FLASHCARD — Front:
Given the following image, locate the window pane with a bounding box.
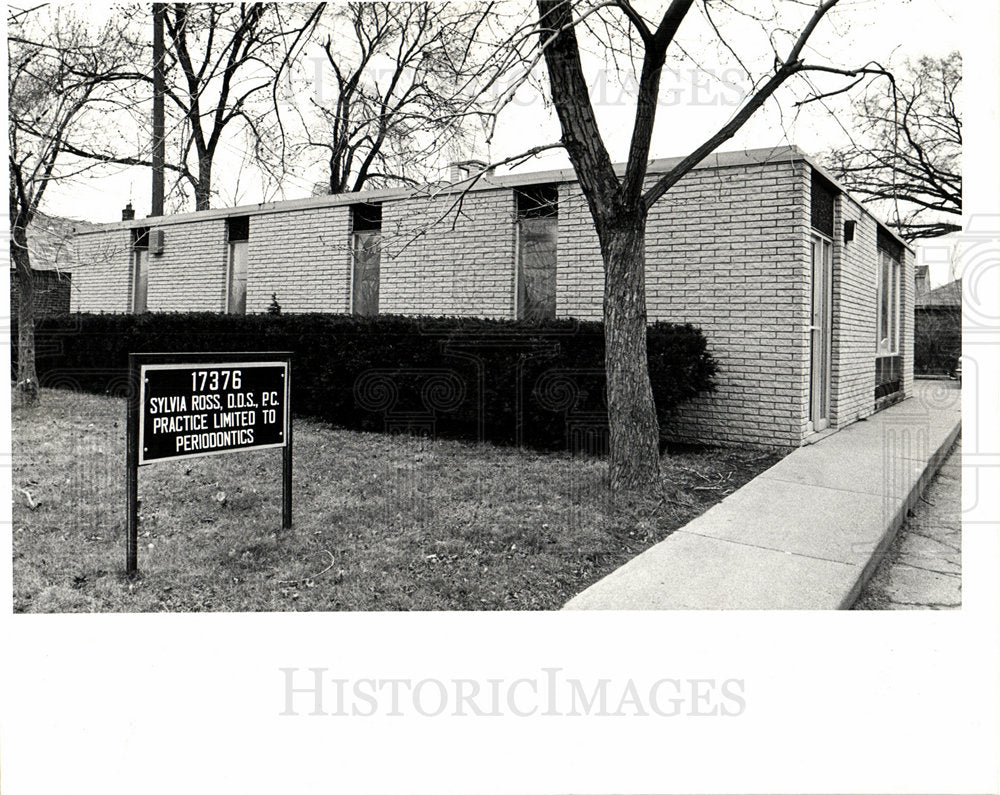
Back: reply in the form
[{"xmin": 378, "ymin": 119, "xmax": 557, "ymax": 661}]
[
  {"xmin": 879, "ymin": 252, "xmax": 890, "ymax": 344},
  {"xmin": 353, "ymin": 231, "xmax": 380, "ymax": 316},
  {"xmin": 134, "ymin": 249, "xmax": 148, "ymax": 313},
  {"xmin": 518, "ymin": 217, "xmax": 557, "ymax": 320},
  {"xmin": 228, "ymin": 240, "xmax": 248, "ymax": 314}
]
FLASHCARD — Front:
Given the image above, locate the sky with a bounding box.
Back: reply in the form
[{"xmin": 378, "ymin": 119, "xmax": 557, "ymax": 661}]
[
  {"xmin": 17, "ymin": 0, "xmax": 962, "ymax": 286},
  {"xmin": 23, "ymin": 0, "xmax": 958, "ymax": 215},
  {"xmin": 488, "ymin": 0, "xmax": 961, "ymax": 171}
]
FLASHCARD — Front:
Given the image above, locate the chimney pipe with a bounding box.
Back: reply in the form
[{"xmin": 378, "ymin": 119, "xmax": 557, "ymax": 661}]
[
  {"xmin": 449, "ymin": 159, "xmax": 493, "ymax": 183},
  {"xmin": 122, "ymin": 202, "xmax": 135, "ymax": 221}
]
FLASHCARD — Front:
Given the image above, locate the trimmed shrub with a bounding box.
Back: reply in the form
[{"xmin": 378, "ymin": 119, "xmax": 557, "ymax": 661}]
[{"xmin": 16, "ymin": 313, "xmax": 717, "ymax": 452}]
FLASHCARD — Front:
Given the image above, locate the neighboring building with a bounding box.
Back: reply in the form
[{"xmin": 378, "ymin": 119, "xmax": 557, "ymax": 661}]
[
  {"xmin": 9, "ymin": 213, "xmax": 96, "ymax": 320},
  {"xmin": 914, "ymin": 278, "xmax": 962, "ymax": 375},
  {"xmin": 9, "ymin": 269, "xmax": 71, "ymax": 319},
  {"xmin": 66, "ymin": 145, "xmax": 915, "ymax": 448}
]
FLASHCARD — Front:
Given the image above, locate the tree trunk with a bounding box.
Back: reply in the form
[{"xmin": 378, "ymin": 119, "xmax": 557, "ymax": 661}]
[
  {"xmin": 12, "ymin": 223, "xmax": 39, "ymax": 405},
  {"xmin": 195, "ymin": 153, "xmax": 213, "ymax": 210},
  {"xmin": 600, "ymin": 216, "xmax": 661, "ymax": 490}
]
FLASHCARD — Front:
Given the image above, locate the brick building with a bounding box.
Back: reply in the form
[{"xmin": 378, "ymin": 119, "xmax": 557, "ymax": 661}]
[
  {"xmin": 68, "ymin": 146, "xmax": 914, "ymax": 447},
  {"xmin": 914, "ymin": 278, "xmax": 962, "ymax": 375},
  {"xmin": 9, "ymin": 213, "xmax": 96, "ymax": 320}
]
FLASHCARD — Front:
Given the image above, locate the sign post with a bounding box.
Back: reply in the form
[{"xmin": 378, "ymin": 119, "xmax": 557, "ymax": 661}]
[{"xmin": 125, "ymin": 351, "xmax": 292, "ymax": 575}]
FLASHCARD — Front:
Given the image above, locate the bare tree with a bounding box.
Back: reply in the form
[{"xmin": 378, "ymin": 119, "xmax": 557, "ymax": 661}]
[
  {"xmin": 303, "ymin": 2, "xmax": 499, "ymax": 193},
  {"xmin": 62, "ymin": 3, "xmax": 323, "ymax": 210},
  {"xmin": 528, "ymin": 0, "xmax": 888, "ymax": 491},
  {"xmin": 823, "ymin": 51, "xmax": 961, "ymax": 240},
  {"xmin": 8, "ymin": 5, "xmax": 133, "ymax": 405}
]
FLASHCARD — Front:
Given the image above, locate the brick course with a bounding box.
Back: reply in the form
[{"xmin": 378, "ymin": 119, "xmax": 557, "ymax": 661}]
[
  {"xmin": 381, "ymin": 189, "xmax": 516, "ymax": 318},
  {"xmin": 71, "ymin": 229, "xmax": 131, "ymax": 313},
  {"xmin": 145, "ymin": 220, "xmax": 227, "ymax": 312},
  {"xmin": 247, "ymin": 206, "xmax": 351, "ymax": 313}
]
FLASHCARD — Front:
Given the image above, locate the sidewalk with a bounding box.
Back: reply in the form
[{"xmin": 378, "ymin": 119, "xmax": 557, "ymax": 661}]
[
  {"xmin": 854, "ymin": 439, "xmax": 962, "ymax": 609},
  {"xmin": 565, "ymin": 380, "xmax": 962, "ymax": 610}
]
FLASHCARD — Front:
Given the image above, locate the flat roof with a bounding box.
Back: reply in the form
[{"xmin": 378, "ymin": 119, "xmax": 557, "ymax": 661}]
[
  {"xmin": 75, "ymin": 144, "xmax": 911, "ymax": 251},
  {"xmin": 916, "ymin": 278, "xmax": 962, "ymax": 307}
]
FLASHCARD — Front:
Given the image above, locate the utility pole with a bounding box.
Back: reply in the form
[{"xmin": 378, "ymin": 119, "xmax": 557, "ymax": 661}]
[{"xmin": 151, "ymin": 3, "xmax": 165, "ymax": 217}]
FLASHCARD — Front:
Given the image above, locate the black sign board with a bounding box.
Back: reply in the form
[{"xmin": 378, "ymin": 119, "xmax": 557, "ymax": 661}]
[
  {"xmin": 125, "ymin": 352, "xmax": 292, "ymax": 574},
  {"xmin": 138, "ymin": 361, "xmax": 288, "ymax": 464}
]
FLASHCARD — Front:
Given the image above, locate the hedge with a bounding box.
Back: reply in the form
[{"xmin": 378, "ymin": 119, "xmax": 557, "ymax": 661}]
[{"xmin": 15, "ymin": 313, "xmax": 717, "ymax": 452}]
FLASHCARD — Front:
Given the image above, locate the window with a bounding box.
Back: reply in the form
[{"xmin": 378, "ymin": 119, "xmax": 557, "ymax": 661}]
[
  {"xmin": 811, "ymin": 170, "xmax": 837, "ymax": 238},
  {"xmin": 876, "ymin": 247, "xmax": 901, "ymax": 355},
  {"xmin": 515, "ymin": 185, "xmax": 557, "ymax": 321},
  {"xmin": 875, "ymin": 232, "xmax": 903, "ymax": 402},
  {"xmin": 226, "ymin": 216, "xmax": 249, "ymax": 315},
  {"xmin": 132, "ymin": 227, "xmax": 149, "ymax": 313},
  {"xmin": 351, "ymin": 203, "xmax": 381, "ymax": 316}
]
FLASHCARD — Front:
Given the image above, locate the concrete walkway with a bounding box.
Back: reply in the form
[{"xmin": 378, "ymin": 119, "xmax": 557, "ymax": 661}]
[
  {"xmin": 565, "ymin": 380, "xmax": 962, "ymax": 610},
  {"xmin": 854, "ymin": 439, "xmax": 962, "ymax": 609}
]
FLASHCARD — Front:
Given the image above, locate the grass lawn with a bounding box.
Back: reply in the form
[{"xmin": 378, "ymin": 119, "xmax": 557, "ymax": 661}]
[{"xmin": 12, "ymin": 389, "xmax": 787, "ymax": 612}]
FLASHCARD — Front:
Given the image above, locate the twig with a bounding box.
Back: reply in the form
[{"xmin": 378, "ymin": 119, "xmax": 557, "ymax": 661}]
[
  {"xmin": 648, "ymin": 495, "xmax": 666, "ymax": 516},
  {"xmin": 675, "ymin": 465, "xmax": 711, "ymax": 481},
  {"xmin": 276, "ymin": 550, "xmax": 335, "ymax": 585},
  {"xmin": 19, "ymin": 487, "xmax": 39, "ymax": 510}
]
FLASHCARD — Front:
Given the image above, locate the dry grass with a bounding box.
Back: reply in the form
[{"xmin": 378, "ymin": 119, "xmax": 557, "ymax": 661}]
[{"xmin": 12, "ymin": 389, "xmax": 787, "ymax": 612}]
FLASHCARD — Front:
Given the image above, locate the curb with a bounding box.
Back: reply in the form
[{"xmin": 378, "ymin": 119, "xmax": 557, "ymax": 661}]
[
  {"xmin": 563, "ymin": 387, "xmax": 962, "ymax": 611},
  {"xmin": 838, "ymin": 421, "xmax": 962, "ymax": 609}
]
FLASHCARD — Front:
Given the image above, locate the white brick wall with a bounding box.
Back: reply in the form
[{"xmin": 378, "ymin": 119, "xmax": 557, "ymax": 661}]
[
  {"xmin": 66, "ymin": 150, "xmax": 914, "ymax": 449},
  {"xmin": 70, "ymin": 228, "xmax": 131, "ymax": 313},
  {"xmin": 380, "ymin": 189, "xmax": 516, "ymax": 318},
  {"xmin": 248, "ymin": 206, "xmax": 352, "ymax": 313},
  {"xmin": 832, "ymin": 196, "xmax": 878, "ymax": 425},
  {"xmin": 555, "ymin": 184, "xmax": 603, "ymax": 321},
  {"xmin": 649, "ymin": 161, "xmax": 811, "ymax": 447},
  {"xmin": 832, "ymin": 196, "xmax": 915, "ymax": 424},
  {"xmin": 901, "ymin": 246, "xmax": 915, "ymax": 397},
  {"xmin": 145, "ymin": 220, "xmax": 227, "ymax": 312},
  {"xmin": 556, "ymin": 160, "xmax": 811, "ymax": 447}
]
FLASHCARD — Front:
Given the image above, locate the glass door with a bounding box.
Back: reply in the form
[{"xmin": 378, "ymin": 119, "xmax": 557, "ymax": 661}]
[
  {"xmin": 133, "ymin": 248, "xmax": 148, "ymax": 313},
  {"xmin": 227, "ymin": 240, "xmax": 248, "ymax": 314},
  {"xmin": 352, "ymin": 230, "xmax": 381, "ymax": 316},
  {"xmin": 516, "ymin": 216, "xmax": 557, "ymax": 320},
  {"xmin": 810, "ymin": 234, "xmax": 833, "ymax": 431}
]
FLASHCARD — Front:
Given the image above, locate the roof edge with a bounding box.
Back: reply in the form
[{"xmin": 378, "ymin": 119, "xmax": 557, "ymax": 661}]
[
  {"xmin": 75, "ymin": 145, "xmax": 809, "ymax": 235},
  {"xmin": 799, "ymin": 152, "xmax": 914, "ymax": 254},
  {"xmin": 70, "ymin": 143, "xmax": 912, "ymax": 251}
]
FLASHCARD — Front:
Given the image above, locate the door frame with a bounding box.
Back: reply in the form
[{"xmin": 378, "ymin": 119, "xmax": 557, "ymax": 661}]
[{"xmin": 809, "ymin": 232, "xmax": 833, "ymax": 433}]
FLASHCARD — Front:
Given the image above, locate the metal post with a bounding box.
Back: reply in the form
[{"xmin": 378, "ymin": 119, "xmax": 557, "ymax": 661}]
[
  {"xmin": 282, "ymin": 360, "xmax": 292, "ymax": 529},
  {"xmin": 151, "ymin": 3, "xmax": 166, "ymax": 217},
  {"xmin": 126, "ymin": 355, "xmax": 139, "ymax": 574}
]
